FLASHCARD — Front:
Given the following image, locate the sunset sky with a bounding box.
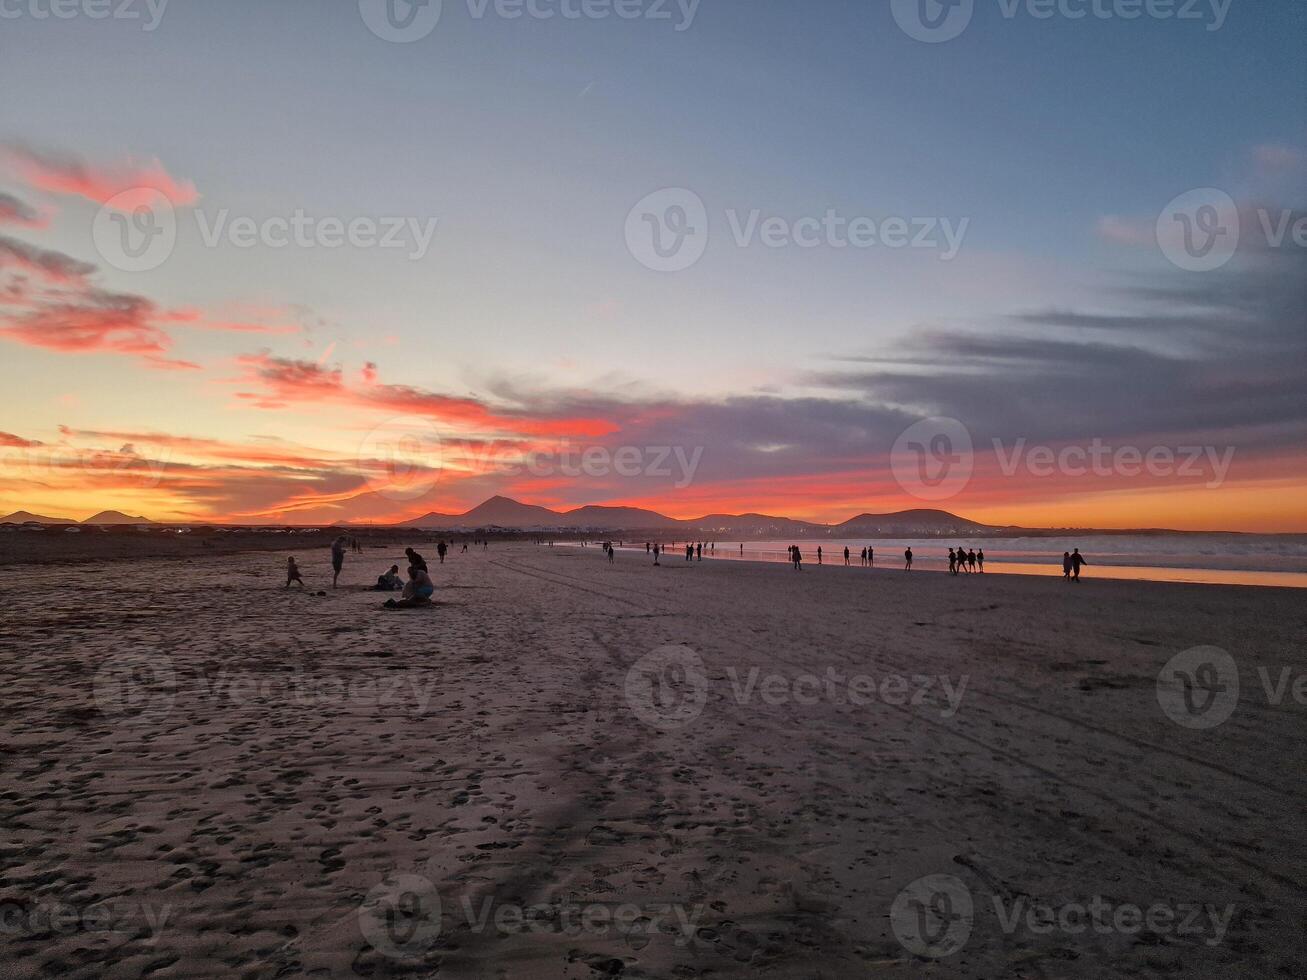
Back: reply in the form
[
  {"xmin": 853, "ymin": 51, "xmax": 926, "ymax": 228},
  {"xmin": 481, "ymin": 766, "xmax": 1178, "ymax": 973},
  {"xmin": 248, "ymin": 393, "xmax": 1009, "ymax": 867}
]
[{"xmin": 1, "ymin": 1, "xmax": 1303, "ymax": 530}]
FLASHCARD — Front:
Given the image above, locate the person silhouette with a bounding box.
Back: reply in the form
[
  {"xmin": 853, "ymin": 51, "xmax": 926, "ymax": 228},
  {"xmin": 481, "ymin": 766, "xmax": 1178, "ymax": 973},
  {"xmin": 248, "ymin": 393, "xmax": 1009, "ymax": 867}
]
[
  {"xmin": 1062, "ymin": 551, "xmax": 1072, "ymax": 580},
  {"xmin": 1071, "ymin": 548, "xmax": 1087, "ymax": 582},
  {"xmin": 948, "ymin": 548, "xmax": 957, "ymax": 575},
  {"xmin": 330, "ymin": 536, "xmax": 347, "ymax": 588},
  {"xmin": 967, "ymin": 549, "xmax": 977, "ymax": 573},
  {"xmin": 904, "ymin": 547, "xmax": 913, "ymax": 570},
  {"xmin": 977, "ymin": 548, "xmax": 985, "ymax": 573},
  {"xmin": 817, "ymin": 546, "xmax": 823, "ymax": 565},
  {"xmin": 792, "ymin": 546, "xmax": 803, "ymax": 571},
  {"xmin": 844, "ymin": 546, "xmax": 850, "ymax": 566}
]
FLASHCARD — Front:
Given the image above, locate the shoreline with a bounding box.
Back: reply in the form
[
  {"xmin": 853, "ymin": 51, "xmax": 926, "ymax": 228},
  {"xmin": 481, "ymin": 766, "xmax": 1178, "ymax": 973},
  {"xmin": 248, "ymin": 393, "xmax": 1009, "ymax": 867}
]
[{"xmin": 599, "ymin": 544, "xmax": 1307, "ymax": 590}]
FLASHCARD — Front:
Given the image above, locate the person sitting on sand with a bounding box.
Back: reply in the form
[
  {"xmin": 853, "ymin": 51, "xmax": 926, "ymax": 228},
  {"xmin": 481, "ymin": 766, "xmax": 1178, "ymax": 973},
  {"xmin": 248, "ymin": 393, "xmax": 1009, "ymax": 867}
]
[
  {"xmin": 384, "ymin": 566, "xmax": 435, "ymax": 609},
  {"xmin": 375, "ymin": 565, "xmax": 403, "ymax": 591},
  {"xmin": 286, "ymin": 556, "xmax": 304, "ymax": 589},
  {"xmin": 405, "ymin": 547, "xmax": 428, "ymax": 573}
]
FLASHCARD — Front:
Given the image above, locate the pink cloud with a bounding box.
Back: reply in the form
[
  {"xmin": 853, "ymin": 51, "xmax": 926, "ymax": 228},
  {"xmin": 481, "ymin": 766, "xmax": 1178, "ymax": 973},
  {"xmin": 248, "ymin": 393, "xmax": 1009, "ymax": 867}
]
[
  {"xmin": 0, "ymin": 192, "xmax": 46, "ymax": 228},
  {"xmin": 3, "ymin": 142, "xmax": 199, "ymax": 207},
  {"xmin": 0, "ymin": 235, "xmax": 97, "ymax": 283}
]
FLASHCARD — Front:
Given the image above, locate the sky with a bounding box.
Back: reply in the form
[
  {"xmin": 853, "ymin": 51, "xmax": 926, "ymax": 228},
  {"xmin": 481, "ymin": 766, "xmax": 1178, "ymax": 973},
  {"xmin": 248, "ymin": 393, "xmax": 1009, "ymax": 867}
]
[{"xmin": 0, "ymin": 0, "xmax": 1304, "ymax": 529}]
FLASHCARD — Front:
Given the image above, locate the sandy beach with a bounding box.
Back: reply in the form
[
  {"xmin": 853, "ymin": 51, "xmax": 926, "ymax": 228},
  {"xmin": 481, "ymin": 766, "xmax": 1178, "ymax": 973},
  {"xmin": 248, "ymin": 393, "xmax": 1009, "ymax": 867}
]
[{"xmin": 1, "ymin": 542, "xmax": 1304, "ymax": 978}]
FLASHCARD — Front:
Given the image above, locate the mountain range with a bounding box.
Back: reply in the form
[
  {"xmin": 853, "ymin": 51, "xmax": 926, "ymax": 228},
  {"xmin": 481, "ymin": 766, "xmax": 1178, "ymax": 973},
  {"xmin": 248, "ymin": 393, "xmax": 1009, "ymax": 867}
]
[
  {"xmin": 0, "ymin": 510, "xmax": 155, "ymax": 526},
  {"xmin": 393, "ymin": 496, "xmax": 995, "ymax": 534}
]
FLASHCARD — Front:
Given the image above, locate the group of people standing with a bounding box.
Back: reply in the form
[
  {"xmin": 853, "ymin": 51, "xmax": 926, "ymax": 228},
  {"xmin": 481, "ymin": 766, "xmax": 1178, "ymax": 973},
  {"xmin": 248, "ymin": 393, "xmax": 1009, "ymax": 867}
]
[{"xmin": 948, "ymin": 547, "xmax": 984, "ymax": 574}]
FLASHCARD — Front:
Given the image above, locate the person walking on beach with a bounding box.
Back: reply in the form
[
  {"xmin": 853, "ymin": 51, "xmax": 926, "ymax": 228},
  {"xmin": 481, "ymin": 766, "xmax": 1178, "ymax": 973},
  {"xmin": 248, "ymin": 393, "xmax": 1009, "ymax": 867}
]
[
  {"xmin": 904, "ymin": 547, "xmax": 913, "ymax": 570},
  {"xmin": 967, "ymin": 549, "xmax": 978, "ymax": 573},
  {"xmin": 696, "ymin": 542, "xmax": 703, "ymax": 561},
  {"xmin": 1071, "ymin": 548, "xmax": 1087, "ymax": 582},
  {"xmin": 436, "ymin": 541, "xmax": 447, "ymax": 564},
  {"xmin": 286, "ymin": 556, "xmax": 304, "ymax": 589},
  {"xmin": 792, "ymin": 546, "xmax": 803, "ymax": 571},
  {"xmin": 817, "ymin": 546, "xmax": 823, "ymax": 565},
  {"xmin": 844, "ymin": 546, "xmax": 851, "ymax": 566},
  {"xmin": 653, "ymin": 544, "xmax": 661, "ymax": 566},
  {"xmin": 331, "ymin": 536, "xmax": 347, "ymax": 588},
  {"xmin": 860, "ymin": 547, "xmax": 867, "ymax": 566},
  {"xmin": 868, "ymin": 547, "xmax": 874, "ymax": 566},
  {"xmin": 977, "ymin": 548, "xmax": 985, "ymax": 573},
  {"xmin": 948, "ymin": 548, "xmax": 957, "ymax": 575},
  {"xmin": 1062, "ymin": 552, "xmax": 1073, "ymax": 580}
]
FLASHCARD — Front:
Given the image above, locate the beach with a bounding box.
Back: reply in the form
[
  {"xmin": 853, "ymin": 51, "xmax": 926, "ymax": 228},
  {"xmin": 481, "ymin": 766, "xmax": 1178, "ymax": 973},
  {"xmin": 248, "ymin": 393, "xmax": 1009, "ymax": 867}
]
[{"xmin": 1, "ymin": 542, "xmax": 1303, "ymax": 978}]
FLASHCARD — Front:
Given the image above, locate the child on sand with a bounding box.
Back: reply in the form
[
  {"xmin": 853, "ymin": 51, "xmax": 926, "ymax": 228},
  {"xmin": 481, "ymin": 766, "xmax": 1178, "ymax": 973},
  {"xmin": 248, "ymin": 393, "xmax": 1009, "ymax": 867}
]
[
  {"xmin": 375, "ymin": 565, "xmax": 403, "ymax": 591},
  {"xmin": 285, "ymin": 557, "xmax": 304, "ymax": 589}
]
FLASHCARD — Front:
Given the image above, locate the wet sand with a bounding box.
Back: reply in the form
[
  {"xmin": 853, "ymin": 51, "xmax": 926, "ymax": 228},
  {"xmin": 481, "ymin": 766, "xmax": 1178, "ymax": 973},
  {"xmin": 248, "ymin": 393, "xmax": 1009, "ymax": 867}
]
[{"xmin": 0, "ymin": 543, "xmax": 1303, "ymax": 978}]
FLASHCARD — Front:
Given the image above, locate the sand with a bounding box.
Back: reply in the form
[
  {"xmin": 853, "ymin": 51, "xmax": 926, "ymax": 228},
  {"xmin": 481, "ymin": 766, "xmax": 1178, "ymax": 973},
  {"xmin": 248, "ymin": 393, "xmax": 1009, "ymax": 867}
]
[{"xmin": 0, "ymin": 543, "xmax": 1303, "ymax": 978}]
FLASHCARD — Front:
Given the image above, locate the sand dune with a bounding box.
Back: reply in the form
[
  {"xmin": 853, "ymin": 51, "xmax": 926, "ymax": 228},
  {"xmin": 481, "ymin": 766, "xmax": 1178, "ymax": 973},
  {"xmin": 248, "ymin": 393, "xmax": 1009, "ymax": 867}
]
[{"xmin": 0, "ymin": 543, "xmax": 1303, "ymax": 977}]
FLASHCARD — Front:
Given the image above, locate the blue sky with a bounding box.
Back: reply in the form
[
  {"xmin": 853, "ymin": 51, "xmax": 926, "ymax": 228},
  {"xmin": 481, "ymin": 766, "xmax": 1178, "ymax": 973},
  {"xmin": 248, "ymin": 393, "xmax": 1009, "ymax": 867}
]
[{"xmin": 1, "ymin": 0, "xmax": 1304, "ymax": 526}]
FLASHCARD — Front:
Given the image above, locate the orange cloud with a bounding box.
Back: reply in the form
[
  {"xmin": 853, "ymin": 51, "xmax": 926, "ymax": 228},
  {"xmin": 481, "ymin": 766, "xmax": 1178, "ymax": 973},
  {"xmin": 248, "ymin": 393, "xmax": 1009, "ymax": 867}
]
[{"xmin": 235, "ymin": 352, "xmax": 619, "ymax": 440}]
